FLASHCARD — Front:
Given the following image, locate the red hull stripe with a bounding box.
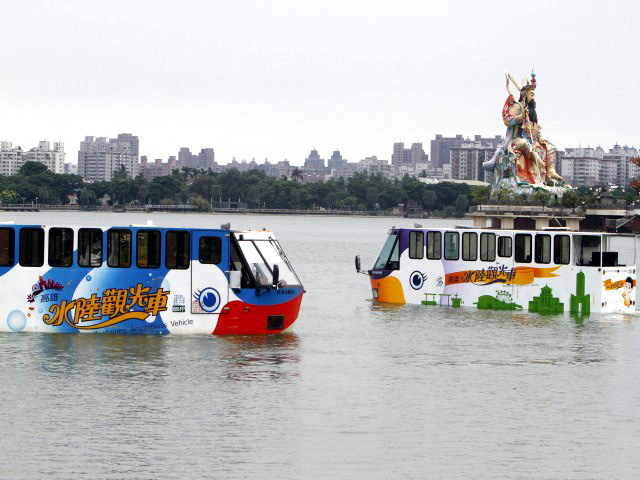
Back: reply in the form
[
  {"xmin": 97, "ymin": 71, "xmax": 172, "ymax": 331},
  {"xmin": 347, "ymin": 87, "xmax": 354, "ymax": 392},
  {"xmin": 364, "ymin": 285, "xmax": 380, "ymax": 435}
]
[{"xmin": 212, "ymin": 293, "xmax": 304, "ymax": 335}]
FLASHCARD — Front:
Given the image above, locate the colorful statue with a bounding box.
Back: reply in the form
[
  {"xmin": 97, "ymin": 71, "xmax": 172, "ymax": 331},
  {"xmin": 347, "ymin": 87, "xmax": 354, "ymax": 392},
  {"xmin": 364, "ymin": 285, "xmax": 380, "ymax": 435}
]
[{"xmin": 484, "ymin": 70, "xmax": 568, "ymax": 196}]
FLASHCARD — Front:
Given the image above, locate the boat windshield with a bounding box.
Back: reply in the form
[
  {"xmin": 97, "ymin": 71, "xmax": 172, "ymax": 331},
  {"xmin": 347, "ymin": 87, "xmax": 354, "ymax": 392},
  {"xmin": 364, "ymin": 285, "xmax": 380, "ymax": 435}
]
[
  {"xmin": 235, "ymin": 236, "xmax": 302, "ymax": 287},
  {"xmin": 374, "ymin": 233, "xmax": 400, "ymax": 270}
]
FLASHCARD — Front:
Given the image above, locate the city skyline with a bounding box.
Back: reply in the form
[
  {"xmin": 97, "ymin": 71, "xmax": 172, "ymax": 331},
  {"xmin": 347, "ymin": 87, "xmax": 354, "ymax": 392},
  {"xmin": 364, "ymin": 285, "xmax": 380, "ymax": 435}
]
[{"xmin": 0, "ymin": 1, "xmax": 637, "ymax": 166}]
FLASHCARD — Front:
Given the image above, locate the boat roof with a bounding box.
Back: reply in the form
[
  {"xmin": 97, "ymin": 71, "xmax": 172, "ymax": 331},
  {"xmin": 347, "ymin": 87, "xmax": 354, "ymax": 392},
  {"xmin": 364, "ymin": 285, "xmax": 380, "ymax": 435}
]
[
  {"xmin": 0, "ymin": 221, "xmax": 274, "ymax": 235},
  {"xmin": 388, "ymin": 226, "xmax": 637, "ymax": 237}
]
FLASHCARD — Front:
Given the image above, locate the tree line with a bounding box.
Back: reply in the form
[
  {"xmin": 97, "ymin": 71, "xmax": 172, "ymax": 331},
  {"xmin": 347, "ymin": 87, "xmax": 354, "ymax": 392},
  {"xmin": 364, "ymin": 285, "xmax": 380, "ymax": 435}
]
[{"xmin": 0, "ymin": 161, "xmax": 634, "ymax": 215}]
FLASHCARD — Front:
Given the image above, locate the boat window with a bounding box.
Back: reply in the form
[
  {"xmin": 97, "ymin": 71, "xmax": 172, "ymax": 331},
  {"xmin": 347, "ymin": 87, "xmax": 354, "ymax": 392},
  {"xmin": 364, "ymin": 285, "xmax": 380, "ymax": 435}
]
[
  {"xmin": 374, "ymin": 233, "xmax": 400, "ymax": 270},
  {"xmin": 78, "ymin": 228, "xmax": 103, "ymax": 267},
  {"xmin": 166, "ymin": 230, "xmax": 190, "ymax": 269},
  {"xmin": 534, "ymin": 234, "xmax": 551, "ymax": 264},
  {"xmin": 480, "ymin": 233, "xmax": 496, "ymax": 262},
  {"xmin": 137, "ymin": 230, "xmax": 161, "ymax": 268},
  {"xmin": 553, "ymin": 235, "xmax": 570, "ymax": 265},
  {"xmin": 444, "ymin": 232, "xmax": 459, "ymax": 260},
  {"xmin": 462, "ymin": 232, "xmax": 477, "ymax": 261},
  {"xmin": 603, "ymin": 235, "xmax": 634, "ymax": 267},
  {"xmin": 427, "ymin": 231, "xmax": 441, "ymax": 260},
  {"xmin": 409, "ymin": 231, "xmax": 424, "ymax": 259},
  {"xmin": 574, "ymin": 235, "xmax": 601, "ymax": 266},
  {"xmin": 230, "ymin": 239, "xmax": 254, "ymax": 288},
  {"xmin": 0, "ymin": 227, "xmax": 15, "ymax": 267},
  {"xmin": 199, "ymin": 236, "xmax": 222, "ymax": 264},
  {"xmin": 514, "ymin": 234, "xmax": 532, "ymax": 263},
  {"xmin": 19, "ymin": 228, "xmax": 45, "ymax": 267},
  {"xmin": 107, "ymin": 229, "xmax": 132, "ymax": 268},
  {"xmin": 236, "ymin": 237, "xmax": 302, "ymax": 286},
  {"xmin": 48, "ymin": 228, "xmax": 73, "ymax": 267},
  {"xmin": 498, "ymin": 236, "xmax": 512, "ymax": 258}
]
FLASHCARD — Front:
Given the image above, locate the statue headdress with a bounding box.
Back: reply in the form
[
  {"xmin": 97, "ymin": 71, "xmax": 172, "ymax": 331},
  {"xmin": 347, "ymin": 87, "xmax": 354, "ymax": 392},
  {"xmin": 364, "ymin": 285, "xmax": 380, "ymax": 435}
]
[{"xmin": 520, "ymin": 70, "xmax": 537, "ymax": 93}]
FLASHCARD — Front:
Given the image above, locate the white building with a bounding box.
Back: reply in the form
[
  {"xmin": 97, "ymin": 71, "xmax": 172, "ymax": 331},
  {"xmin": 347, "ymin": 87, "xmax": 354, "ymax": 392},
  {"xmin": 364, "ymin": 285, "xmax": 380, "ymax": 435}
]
[
  {"xmin": 25, "ymin": 141, "xmax": 65, "ymax": 174},
  {"xmin": 0, "ymin": 140, "xmax": 65, "ymax": 176},
  {"xmin": 78, "ymin": 135, "xmax": 139, "ymax": 182}
]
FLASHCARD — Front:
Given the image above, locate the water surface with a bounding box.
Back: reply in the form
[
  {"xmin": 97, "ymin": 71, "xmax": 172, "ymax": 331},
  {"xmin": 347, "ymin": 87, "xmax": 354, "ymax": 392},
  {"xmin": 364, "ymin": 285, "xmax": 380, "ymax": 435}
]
[{"xmin": 1, "ymin": 212, "xmax": 639, "ymax": 479}]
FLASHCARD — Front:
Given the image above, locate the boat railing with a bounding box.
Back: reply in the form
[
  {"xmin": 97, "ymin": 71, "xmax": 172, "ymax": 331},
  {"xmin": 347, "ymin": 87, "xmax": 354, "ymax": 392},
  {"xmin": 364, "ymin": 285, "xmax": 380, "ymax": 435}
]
[{"xmin": 469, "ymin": 204, "xmax": 581, "ymax": 217}]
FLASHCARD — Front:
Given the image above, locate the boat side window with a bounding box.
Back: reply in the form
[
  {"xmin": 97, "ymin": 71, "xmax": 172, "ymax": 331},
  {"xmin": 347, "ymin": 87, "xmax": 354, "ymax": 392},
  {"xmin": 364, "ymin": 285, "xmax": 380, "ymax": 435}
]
[
  {"xmin": 462, "ymin": 232, "xmax": 477, "ymax": 261},
  {"xmin": 107, "ymin": 229, "xmax": 132, "ymax": 268},
  {"xmin": 514, "ymin": 234, "xmax": 532, "ymax": 263},
  {"xmin": 199, "ymin": 236, "xmax": 222, "ymax": 264},
  {"xmin": 137, "ymin": 230, "xmax": 161, "ymax": 268},
  {"xmin": 408, "ymin": 231, "xmax": 424, "ymax": 259},
  {"xmin": 48, "ymin": 228, "xmax": 73, "ymax": 267},
  {"xmin": 19, "ymin": 228, "xmax": 45, "ymax": 267},
  {"xmin": 78, "ymin": 228, "xmax": 103, "ymax": 267},
  {"xmin": 480, "ymin": 233, "xmax": 496, "ymax": 262},
  {"xmin": 230, "ymin": 238, "xmax": 254, "ymax": 288},
  {"xmin": 553, "ymin": 235, "xmax": 570, "ymax": 265},
  {"xmin": 534, "ymin": 234, "xmax": 551, "ymax": 264},
  {"xmin": 498, "ymin": 236, "xmax": 512, "ymax": 258},
  {"xmin": 574, "ymin": 235, "xmax": 601, "ymax": 266},
  {"xmin": 166, "ymin": 230, "xmax": 190, "ymax": 269},
  {"xmin": 0, "ymin": 227, "xmax": 15, "ymax": 267},
  {"xmin": 427, "ymin": 231, "xmax": 441, "ymax": 260},
  {"xmin": 444, "ymin": 232, "xmax": 459, "ymax": 260}
]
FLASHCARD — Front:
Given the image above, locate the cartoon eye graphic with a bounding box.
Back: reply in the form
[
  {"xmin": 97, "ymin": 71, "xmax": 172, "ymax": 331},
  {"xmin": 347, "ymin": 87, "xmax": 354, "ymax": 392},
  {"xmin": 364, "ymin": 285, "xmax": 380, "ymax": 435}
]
[
  {"xmin": 193, "ymin": 287, "xmax": 221, "ymax": 313},
  {"xmin": 410, "ymin": 271, "xmax": 428, "ymax": 290}
]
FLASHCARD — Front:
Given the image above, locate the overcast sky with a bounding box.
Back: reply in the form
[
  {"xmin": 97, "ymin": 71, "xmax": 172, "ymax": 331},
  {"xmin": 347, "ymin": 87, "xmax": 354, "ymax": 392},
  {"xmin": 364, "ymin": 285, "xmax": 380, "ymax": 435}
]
[{"xmin": 1, "ymin": 0, "xmax": 638, "ymax": 165}]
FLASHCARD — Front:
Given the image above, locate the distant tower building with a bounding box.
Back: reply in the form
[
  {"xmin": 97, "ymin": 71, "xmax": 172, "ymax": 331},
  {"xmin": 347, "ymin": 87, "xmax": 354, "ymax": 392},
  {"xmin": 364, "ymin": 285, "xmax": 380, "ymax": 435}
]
[
  {"xmin": 392, "ymin": 143, "xmax": 409, "ymax": 167},
  {"xmin": 409, "ymin": 143, "xmax": 428, "ymax": 165},
  {"xmin": 78, "ymin": 134, "xmax": 139, "ymax": 182},
  {"xmin": 177, "ymin": 147, "xmax": 216, "ymax": 170},
  {"xmin": 327, "ymin": 150, "xmax": 347, "ymax": 170},
  {"xmin": 304, "ymin": 149, "xmax": 325, "ymax": 170},
  {"xmin": 430, "ymin": 134, "xmax": 465, "ymax": 168},
  {"xmin": 392, "ymin": 142, "xmax": 427, "ymax": 167}
]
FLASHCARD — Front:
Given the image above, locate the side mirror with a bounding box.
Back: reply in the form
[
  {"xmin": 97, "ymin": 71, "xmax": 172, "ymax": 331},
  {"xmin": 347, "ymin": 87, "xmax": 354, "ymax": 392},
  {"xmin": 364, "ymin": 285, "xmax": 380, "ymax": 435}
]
[
  {"xmin": 272, "ymin": 264, "xmax": 280, "ymax": 288},
  {"xmin": 355, "ymin": 255, "xmax": 361, "ymax": 272}
]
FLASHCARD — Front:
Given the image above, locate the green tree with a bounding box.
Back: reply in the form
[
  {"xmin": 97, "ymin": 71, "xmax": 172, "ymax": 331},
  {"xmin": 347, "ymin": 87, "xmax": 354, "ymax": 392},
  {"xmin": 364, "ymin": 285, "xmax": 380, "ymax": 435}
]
[
  {"xmin": 422, "ymin": 189, "xmax": 437, "ymax": 211},
  {"xmin": 455, "ymin": 194, "xmax": 469, "ymax": 213},
  {"xmin": 291, "ymin": 168, "xmax": 303, "ymax": 182}
]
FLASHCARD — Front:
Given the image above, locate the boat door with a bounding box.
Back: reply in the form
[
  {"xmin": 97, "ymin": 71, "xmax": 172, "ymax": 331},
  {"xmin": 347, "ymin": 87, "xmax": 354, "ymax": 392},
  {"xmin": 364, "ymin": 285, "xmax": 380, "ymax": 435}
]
[{"xmin": 191, "ymin": 230, "xmax": 229, "ymax": 314}]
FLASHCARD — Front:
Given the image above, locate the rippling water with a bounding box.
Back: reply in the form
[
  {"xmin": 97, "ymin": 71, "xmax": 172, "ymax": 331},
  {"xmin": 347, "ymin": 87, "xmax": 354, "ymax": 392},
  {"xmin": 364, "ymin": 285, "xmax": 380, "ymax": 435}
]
[{"xmin": 1, "ymin": 212, "xmax": 640, "ymax": 479}]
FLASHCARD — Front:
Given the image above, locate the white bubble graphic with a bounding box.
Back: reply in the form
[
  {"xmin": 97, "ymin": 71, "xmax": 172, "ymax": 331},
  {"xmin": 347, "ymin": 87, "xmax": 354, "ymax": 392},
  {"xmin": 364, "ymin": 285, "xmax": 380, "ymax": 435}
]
[{"xmin": 7, "ymin": 310, "xmax": 27, "ymax": 332}]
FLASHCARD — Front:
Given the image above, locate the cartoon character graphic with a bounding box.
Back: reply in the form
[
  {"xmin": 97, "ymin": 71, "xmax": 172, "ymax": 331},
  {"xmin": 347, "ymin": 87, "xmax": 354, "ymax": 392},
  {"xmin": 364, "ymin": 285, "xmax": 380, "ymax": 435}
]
[{"xmin": 623, "ymin": 276, "xmax": 635, "ymax": 307}]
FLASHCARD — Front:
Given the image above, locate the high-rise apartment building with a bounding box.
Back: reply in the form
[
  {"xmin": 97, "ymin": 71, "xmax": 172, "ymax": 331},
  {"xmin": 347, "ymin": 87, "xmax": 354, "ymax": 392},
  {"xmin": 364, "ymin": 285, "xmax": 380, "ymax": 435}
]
[
  {"xmin": 78, "ymin": 134, "xmax": 139, "ymax": 182},
  {"xmin": 117, "ymin": 133, "xmax": 139, "ymax": 156},
  {"xmin": 430, "ymin": 134, "xmax": 465, "ymax": 168},
  {"xmin": 139, "ymin": 155, "xmax": 177, "ymax": 179},
  {"xmin": 561, "ymin": 145, "xmax": 639, "ymax": 187},
  {"xmin": 449, "ymin": 141, "xmax": 495, "ymax": 182},
  {"xmin": 177, "ymin": 147, "xmax": 216, "ymax": 170},
  {"xmin": 0, "ymin": 140, "xmax": 65, "ymax": 176},
  {"xmin": 392, "ymin": 142, "xmax": 428, "ymax": 167}
]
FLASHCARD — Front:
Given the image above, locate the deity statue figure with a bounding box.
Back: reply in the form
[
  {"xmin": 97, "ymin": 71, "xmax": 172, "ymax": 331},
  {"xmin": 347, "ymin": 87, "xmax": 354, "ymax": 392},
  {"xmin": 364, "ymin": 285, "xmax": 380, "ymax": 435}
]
[{"xmin": 484, "ymin": 71, "xmax": 566, "ymax": 194}]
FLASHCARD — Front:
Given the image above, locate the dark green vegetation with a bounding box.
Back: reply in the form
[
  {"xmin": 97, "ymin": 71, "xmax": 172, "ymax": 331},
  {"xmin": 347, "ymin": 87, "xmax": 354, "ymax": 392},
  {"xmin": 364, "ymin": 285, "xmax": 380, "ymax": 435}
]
[{"xmin": 0, "ymin": 162, "xmax": 635, "ymax": 215}]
